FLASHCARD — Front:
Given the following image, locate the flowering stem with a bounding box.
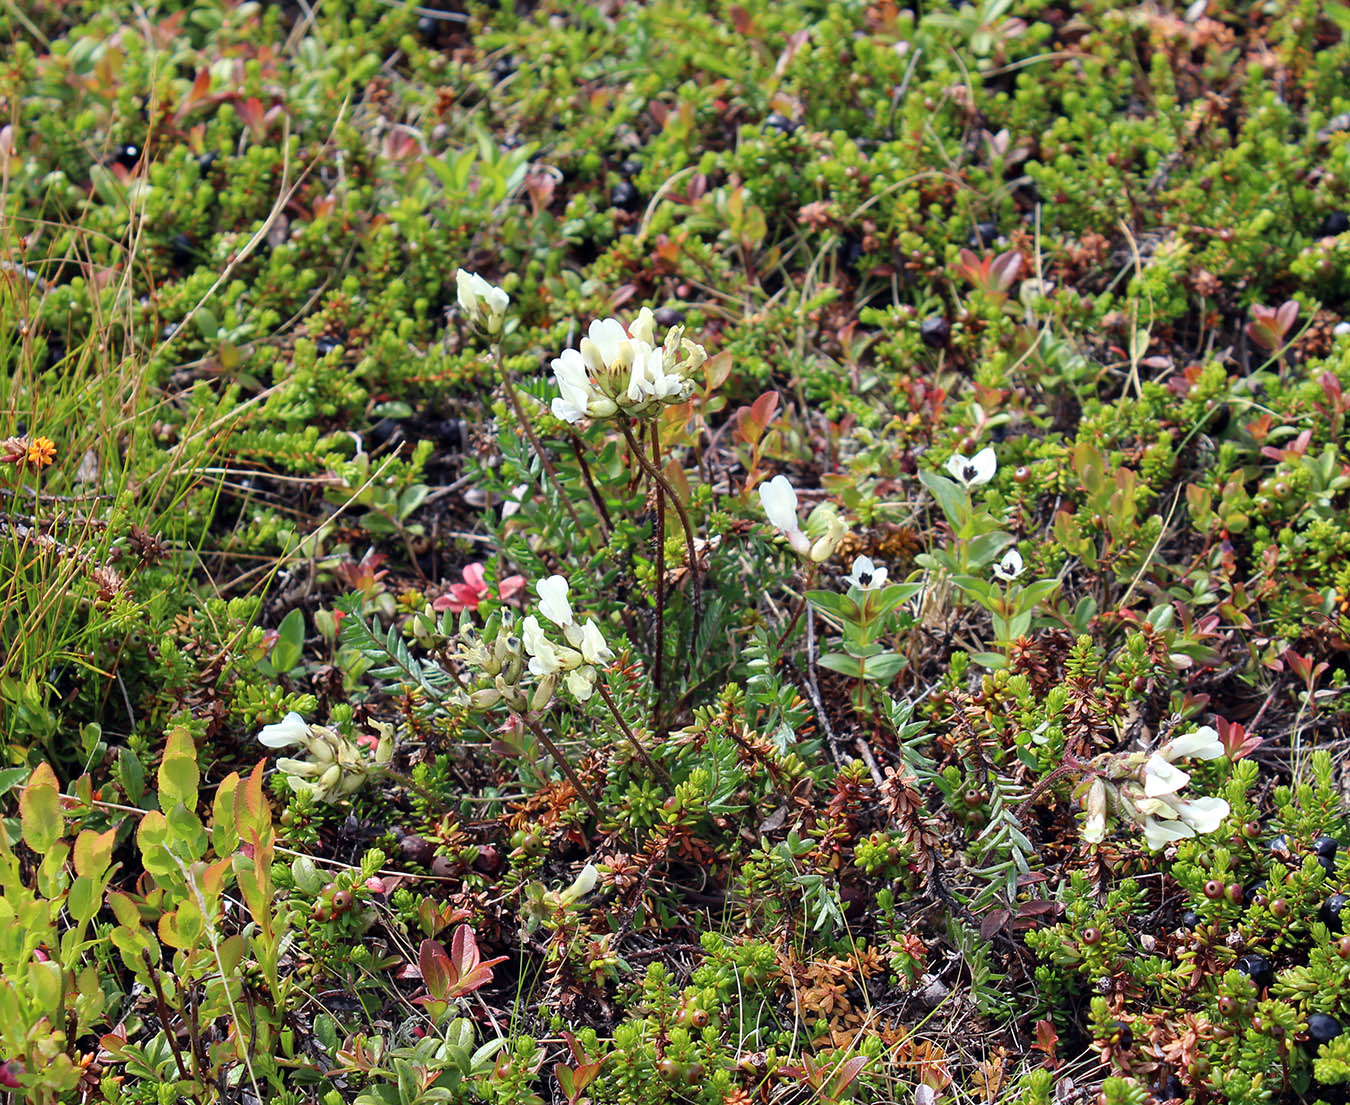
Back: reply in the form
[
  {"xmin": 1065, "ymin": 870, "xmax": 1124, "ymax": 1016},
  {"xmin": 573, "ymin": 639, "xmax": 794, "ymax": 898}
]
[
  {"xmin": 650, "ymin": 421, "xmax": 666, "ymax": 732},
  {"xmin": 520, "ymin": 713, "xmax": 606, "ymax": 825},
  {"xmin": 619, "ymin": 418, "xmax": 702, "ymax": 673},
  {"xmin": 496, "ymin": 346, "xmax": 588, "ymax": 540},
  {"xmin": 568, "ymin": 430, "xmax": 613, "ymax": 538},
  {"xmin": 597, "ymin": 680, "xmax": 671, "ymax": 786}
]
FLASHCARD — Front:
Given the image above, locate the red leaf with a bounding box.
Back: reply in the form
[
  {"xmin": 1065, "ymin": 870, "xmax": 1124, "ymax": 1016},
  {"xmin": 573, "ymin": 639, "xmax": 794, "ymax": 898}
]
[{"xmin": 418, "ymin": 939, "xmax": 453, "ymax": 1001}]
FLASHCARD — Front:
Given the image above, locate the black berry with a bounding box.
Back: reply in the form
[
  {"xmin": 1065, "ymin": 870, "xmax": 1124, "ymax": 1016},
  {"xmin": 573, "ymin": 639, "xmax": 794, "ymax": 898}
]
[
  {"xmin": 1180, "ymin": 909, "xmax": 1203, "ymax": 930},
  {"xmin": 417, "ymin": 14, "xmax": 439, "ymax": 43},
  {"xmin": 654, "ymin": 307, "xmax": 684, "ymax": 327},
  {"xmin": 1322, "ymin": 893, "xmax": 1349, "ymax": 933},
  {"xmin": 1306, "ymin": 1013, "xmax": 1343, "ymax": 1049},
  {"xmin": 1314, "ymin": 835, "xmax": 1339, "ymax": 859},
  {"xmin": 490, "ymin": 56, "xmax": 515, "ymax": 82},
  {"xmin": 764, "ymin": 112, "xmax": 797, "ymax": 135},
  {"xmin": 315, "ymin": 335, "xmax": 342, "ymax": 356},
  {"xmin": 399, "ymin": 835, "xmax": 434, "ymax": 865},
  {"xmin": 968, "ymin": 221, "xmax": 998, "ymax": 249},
  {"xmin": 114, "ymin": 143, "xmax": 141, "ymax": 168},
  {"xmin": 1318, "ymin": 212, "xmax": 1350, "ymax": 237},
  {"xmin": 197, "ymin": 151, "xmax": 218, "ymax": 174},
  {"xmin": 838, "ymin": 236, "xmax": 862, "ymax": 275},
  {"xmin": 1236, "ymin": 953, "xmax": 1273, "ymax": 989},
  {"xmin": 1109, "ymin": 1020, "xmax": 1132, "ymax": 1049},
  {"xmin": 920, "ymin": 316, "xmax": 950, "ymax": 348},
  {"xmin": 619, "ymin": 157, "xmax": 643, "ymax": 179},
  {"xmin": 369, "ymin": 418, "xmax": 403, "ymax": 449},
  {"xmin": 610, "ymin": 181, "xmax": 641, "ymax": 212}
]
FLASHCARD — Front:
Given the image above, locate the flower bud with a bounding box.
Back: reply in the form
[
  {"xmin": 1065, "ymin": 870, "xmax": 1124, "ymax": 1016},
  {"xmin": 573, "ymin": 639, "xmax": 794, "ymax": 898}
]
[{"xmin": 531, "ymin": 673, "xmax": 558, "ymax": 712}]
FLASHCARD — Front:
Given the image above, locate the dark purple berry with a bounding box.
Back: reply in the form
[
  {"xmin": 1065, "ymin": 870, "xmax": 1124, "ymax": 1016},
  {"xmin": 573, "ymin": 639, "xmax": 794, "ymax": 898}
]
[
  {"xmin": 968, "ymin": 221, "xmax": 998, "ymax": 249},
  {"xmin": 654, "ymin": 307, "xmax": 684, "ymax": 327},
  {"xmin": 1314, "ymin": 835, "xmax": 1339, "ymax": 859},
  {"xmin": 1236, "ymin": 953, "xmax": 1273, "ymax": 989},
  {"xmin": 610, "ymin": 181, "xmax": 641, "ymax": 212},
  {"xmin": 315, "ymin": 335, "xmax": 342, "ymax": 357},
  {"xmin": 619, "ymin": 157, "xmax": 643, "ymax": 179},
  {"xmin": 1306, "ymin": 1013, "xmax": 1343, "ymax": 1049},
  {"xmin": 417, "ymin": 14, "xmax": 439, "ymax": 43},
  {"xmin": 1318, "ymin": 212, "xmax": 1350, "ymax": 238},
  {"xmin": 764, "ymin": 113, "xmax": 797, "ymax": 135},
  {"xmin": 1321, "ymin": 893, "xmax": 1348, "ymax": 933},
  {"xmin": 399, "ymin": 835, "xmax": 434, "ymax": 865},
  {"xmin": 1180, "ymin": 909, "xmax": 1203, "ymax": 930},
  {"xmin": 920, "ymin": 316, "xmax": 950, "ymax": 348}
]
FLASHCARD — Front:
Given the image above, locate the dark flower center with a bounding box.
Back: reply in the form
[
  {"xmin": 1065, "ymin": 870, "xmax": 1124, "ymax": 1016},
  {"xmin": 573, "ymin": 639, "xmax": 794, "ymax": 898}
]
[
  {"xmin": 962, "ymin": 463, "xmax": 978, "ymax": 482},
  {"xmin": 858, "ymin": 571, "xmax": 872, "ymax": 585}
]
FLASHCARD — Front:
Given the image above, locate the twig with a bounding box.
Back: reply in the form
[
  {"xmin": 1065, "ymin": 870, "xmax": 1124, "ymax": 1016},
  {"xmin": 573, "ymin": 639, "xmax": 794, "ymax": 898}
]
[
  {"xmin": 650, "ymin": 421, "xmax": 667, "ymax": 733},
  {"xmin": 596, "ymin": 681, "xmax": 671, "ymax": 786}
]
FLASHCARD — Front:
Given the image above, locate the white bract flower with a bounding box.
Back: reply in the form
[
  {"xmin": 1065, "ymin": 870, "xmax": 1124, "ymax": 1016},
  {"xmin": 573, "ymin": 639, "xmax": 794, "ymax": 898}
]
[
  {"xmin": 536, "ymin": 575, "xmax": 574, "ymax": 627},
  {"xmin": 843, "ymin": 555, "xmax": 887, "ymax": 591},
  {"xmin": 759, "ymin": 475, "xmax": 810, "ymax": 556},
  {"xmin": 456, "ymin": 269, "xmax": 509, "ymax": 336},
  {"xmin": 993, "ymin": 548, "xmax": 1024, "ymax": 582},
  {"xmin": 258, "ymin": 711, "xmax": 310, "ymax": 749},
  {"xmin": 945, "ymin": 446, "xmax": 997, "ymax": 488}
]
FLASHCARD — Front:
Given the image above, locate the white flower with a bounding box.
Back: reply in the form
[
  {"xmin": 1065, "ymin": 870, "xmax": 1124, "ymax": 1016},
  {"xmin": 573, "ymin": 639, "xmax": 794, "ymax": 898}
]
[
  {"xmin": 1082, "ymin": 778, "xmax": 1108, "ymax": 844},
  {"xmin": 1142, "ymin": 815, "xmax": 1195, "ymax": 850},
  {"xmin": 1160, "ymin": 726, "xmax": 1225, "ymax": 763},
  {"xmin": 536, "ymin": 575, "xmax": 574, "ymax": 627},
  {"xmin": 565, "ymin": 667, "xmax": 597, "ymax": 701},
  {"xmin": 258, "ymin": 711, "xmax": 310, "ymax": 749},
  {"xmin": 521, "ymin": 615, "xmax": 561, "ymax": 675},
  {"xmin": 1142, "ymin": 752, "xmax": 1191, "ymax": 798},
  {"xmin": 574, "ymin": 619, "xmax": 614, "ymax": 666},
  {"xmin": 1173, "ymin": 795, "xmax": 1230, "ymax": 834},
  {"xmin": 993, "ymin": 548, "xmax": 1024, "ymax": 582},
  {"xmin": 944, "ymin": 446, "xmax": 997, "ymax": 488},
  {"xmin": 456, "ymin": 269, "xmax": 509, "ymax": 335},
  {"xmin": 843, "ymin": 555, "xmax": 887, "ymax": 591},
  {"xmin": 550, "ymin": 348, "xmax": 600, "ymax": 423},
  {"xmin": 759, "ymin": 475, "xmax": 799, "ymax": 531}
]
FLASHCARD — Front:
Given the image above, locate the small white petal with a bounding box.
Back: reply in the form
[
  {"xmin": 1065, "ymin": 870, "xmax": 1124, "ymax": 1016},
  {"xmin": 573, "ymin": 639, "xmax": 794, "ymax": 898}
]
[
  {"xmin": 1143, "ymin": 753, "xmax": 1191, "ymax": 798},
  {"xmin": 258, "ymin": 712, "xmax": 310, "ymax": 749},
  {"xmin": 1143, "ymin": 815, "xmax": 1195, "ymax": 850},
  {"xmin": 993, "ymin": 548, "xmax": 1024, "ymax": 581},
  {"xmin": 1174, "ymin": 796, "xmax": 1230, "ymax": 835},
  {"xmin": 759, "ymin": 475, "xmax": 800, "ymax": 533},
  {"xmin": 1161, "ymin": 726, "xmax": 1225, "ymax": 762},
  {"xmin": 536, "ymin": 575, "xmax": 574, "ymax": 626},
  {"xmin": 968, "ymin": 447, "xmax": 997, "ymax": 486}
]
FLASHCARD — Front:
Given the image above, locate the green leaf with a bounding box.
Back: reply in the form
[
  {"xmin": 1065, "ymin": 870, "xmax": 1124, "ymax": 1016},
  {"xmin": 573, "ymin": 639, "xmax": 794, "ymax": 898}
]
[
  {"xmin": 0, "ymin": 767, "xmax": 28, "ymax": 799},
  {"xmin": 1014, "ymin": 579, "xmax": 1061, "ymax": 613},
  {"xmin": 918, "ymin": 470, "xmax": 969, "ymax": 530},
  {"xmin": 864, "ymin": 582, "xmax": 923, "ymax": 620},
  {"xmin": 271, "ymin": 608, "xmax": 306, "ymax": 674},
  {"xmin": 805, "ymin": 590, "xmax": 861, "ymax": 625},
  {"xmin": 818, "ymin": 653, "xmax": 864, "ymax": 678},
  {"xmin": 967, "ymin": 530, "xmax": 1014, "ymax": 568},
  {"xmin": 861, "ymin": 652, "xmax": 907, "ymax": 681},
  {"xmin": 158, "ymin": 726, "xmax": 199, "ymax": 814},
  {"xmin": 20, "ymin": 763, "xmax": 62, "ymax": 855}
]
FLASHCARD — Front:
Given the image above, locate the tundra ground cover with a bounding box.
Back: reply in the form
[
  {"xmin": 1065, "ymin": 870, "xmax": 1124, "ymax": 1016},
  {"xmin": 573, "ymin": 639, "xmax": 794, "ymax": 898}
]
[{"xmin": 3, "ymin": 0, "xmax": 1350, "ymax": 1102}]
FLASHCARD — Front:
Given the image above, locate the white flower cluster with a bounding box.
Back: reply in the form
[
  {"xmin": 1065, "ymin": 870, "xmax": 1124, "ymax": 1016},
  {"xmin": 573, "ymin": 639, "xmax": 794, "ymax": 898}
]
[
  {"xmin": 1079, "ymin": 726, "xmax": 1230, "ymax": 850},
  {"xmin": 258, "ymin": 713, "xmax": 393, "ymax": 803},
  {"xmin": 550, "ymin": 307, "xmax": 707, "ymax": 423},
  {"xmin": 758, "ymin": 474, "xmax": 848, "ymax": 562},
  {"xmin": 521, "ymin": 575, "xmax": 615, "ymax": 702},
  {"xmin": 455, "ymin": 574, "xmax": 615, "ymax": 712},
  {"xmin": 456, "ymin": 269, "xmax": 509, "ymax": 336}
]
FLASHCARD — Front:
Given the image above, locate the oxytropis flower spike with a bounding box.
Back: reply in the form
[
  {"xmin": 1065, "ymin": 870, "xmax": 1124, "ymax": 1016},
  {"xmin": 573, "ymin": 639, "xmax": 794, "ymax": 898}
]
[
  {"xmin": 945, "ymin": 446, "xmax": 997, "ymax": 488},
  {"xmin": 256, "ymin": 713, "xmax": 393, "ymax": 803},
  {"xmin": 550, "ymin": 307, "xmax": 706, "ymax": 423},
  {"xmin": 517, "ymin": 574, "xmax": 615, "ymax": 703},
  {"xmin": 456, "ymin": 269, "xmax": 509, "ymax": 336},
  {"xmin": 1076, "ymin": 725, "xmax": 1231, "ymax": 850}
]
